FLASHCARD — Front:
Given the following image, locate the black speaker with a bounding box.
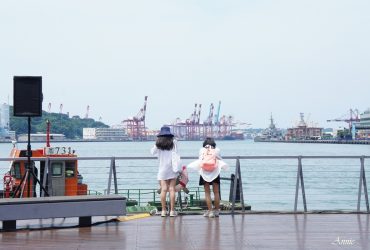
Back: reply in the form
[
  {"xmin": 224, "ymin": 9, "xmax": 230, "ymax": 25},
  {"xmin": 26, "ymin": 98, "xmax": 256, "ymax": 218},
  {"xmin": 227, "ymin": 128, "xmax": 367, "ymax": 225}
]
[{"xmin": 13, "ymin": 76, "xmax": 43, "ymax": 117}]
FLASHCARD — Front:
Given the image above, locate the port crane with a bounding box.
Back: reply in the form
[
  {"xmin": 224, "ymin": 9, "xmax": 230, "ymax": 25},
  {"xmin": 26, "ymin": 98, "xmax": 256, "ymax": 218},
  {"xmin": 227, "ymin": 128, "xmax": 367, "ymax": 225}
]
[
  {"xmin": 327, "ymin": 108, "xmax": 360, "ymax": 130},
  {"xmin": 59, "ymin": 104, "xmax": 63, "ymax": 114},
  {"xmin": 185, "ymin": 103, "xmax": 202, "ymax": 140},
  {"xmin": 85, "ymin": 105, "xmax": 90, "ymax": 119},
  {"xmin": 122, "ymin": 96, "xmax": 148, "ymax": 141},
  {"xmin": 214, "ymin": 101, "xmax": 221, "ymax": 125},
  {"xmin": 203, "ymin": 103, "xmax": 214, "ymax": 138}
]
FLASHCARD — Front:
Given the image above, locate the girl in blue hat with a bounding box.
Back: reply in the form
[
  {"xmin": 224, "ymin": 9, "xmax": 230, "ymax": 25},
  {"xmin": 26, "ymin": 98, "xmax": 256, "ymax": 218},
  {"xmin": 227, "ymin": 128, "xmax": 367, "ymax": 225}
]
[{"xmin": 150, "ymin": 126, "xmax": 179, "ymax": 217}]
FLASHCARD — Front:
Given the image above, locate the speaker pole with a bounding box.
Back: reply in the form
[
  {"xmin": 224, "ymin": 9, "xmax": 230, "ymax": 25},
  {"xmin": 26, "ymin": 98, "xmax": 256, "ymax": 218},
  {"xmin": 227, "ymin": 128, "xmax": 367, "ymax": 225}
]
[{"xmin": 27, "ymin": 116, "xmax": 31, "ymax": 198}]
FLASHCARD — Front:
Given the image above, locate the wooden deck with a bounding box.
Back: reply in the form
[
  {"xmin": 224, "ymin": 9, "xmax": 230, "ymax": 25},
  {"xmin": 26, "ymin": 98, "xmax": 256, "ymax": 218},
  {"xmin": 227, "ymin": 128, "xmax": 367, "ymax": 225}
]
[{"xmin": 0, "ymin": 213, "xmax": 369, "ymax": 249}]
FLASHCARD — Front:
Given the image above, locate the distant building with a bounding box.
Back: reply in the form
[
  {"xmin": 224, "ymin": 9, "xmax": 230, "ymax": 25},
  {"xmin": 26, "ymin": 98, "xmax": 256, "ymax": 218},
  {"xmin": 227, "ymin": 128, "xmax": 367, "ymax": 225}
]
[
  {"xmin": 17, "ymin": 133, "xmax": 66, "ymax": 142},
  {"xmin": 83, "ymin": 128, "xmax": 128, "ymax": 141},
  {"xmin": 353, "ymin": 108, "xmax": 370, "ymax": 139},
  {"xmin": 0, "ymin": 103, "xmax": 10, "ymax": 129},
  {"xmin": 285, "ymin": 113, "xmax": 323, "ymax": 140},
  {"xmin": 0, "ymin": 103, "xmax": 14, "ymax": 140}
]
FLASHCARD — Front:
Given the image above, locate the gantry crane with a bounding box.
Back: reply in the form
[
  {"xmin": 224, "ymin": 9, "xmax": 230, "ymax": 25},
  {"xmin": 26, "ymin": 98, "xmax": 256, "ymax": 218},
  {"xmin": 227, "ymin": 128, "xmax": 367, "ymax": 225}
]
[
  {"xmin": 327, "ymin": 108, "xmax": 360, "ymax": 130},
  {"xmin": 122, "ymin": 96, "xmax": 148, "ymax": 141},
  {"xmin": 186, "ymin": 103, "xmax": 202, "ymax": 140},
  {"xmin": 203, "ymin": 103, "xmax": 214, "ymax": 138}
]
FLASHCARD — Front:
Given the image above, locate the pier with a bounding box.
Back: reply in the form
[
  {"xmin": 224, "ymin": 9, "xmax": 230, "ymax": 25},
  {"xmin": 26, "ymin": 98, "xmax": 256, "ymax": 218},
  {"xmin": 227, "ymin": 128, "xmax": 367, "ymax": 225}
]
[
  {"xmin": 0, "ymin": 213, "xmax": 369, "ymax": 249},
  {"xmin": 255, "ymin": 139, "xmax": 370, "ymax": 145},
  {"xmin": 1, "ymin": 154, "xmax": 370, "ymax": 249}
]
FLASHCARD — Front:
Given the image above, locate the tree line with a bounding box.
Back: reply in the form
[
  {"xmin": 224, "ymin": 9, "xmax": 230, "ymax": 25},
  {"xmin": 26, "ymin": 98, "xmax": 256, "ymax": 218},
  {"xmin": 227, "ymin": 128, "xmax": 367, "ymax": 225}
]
[{"xmin": 9, "ymin": 106, "xmax": 109, "ymax": 139}]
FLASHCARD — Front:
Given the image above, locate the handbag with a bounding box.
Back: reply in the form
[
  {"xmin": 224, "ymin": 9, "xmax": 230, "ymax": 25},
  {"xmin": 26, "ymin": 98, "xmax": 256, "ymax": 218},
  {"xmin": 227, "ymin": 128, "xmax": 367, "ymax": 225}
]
[
  {"xmin": 178, "ymin": 166, "xmax": 189, "ymax": 187},
  {"xmin": 171, "ymin": 142, "xmax": 181, "ymax": 172},
  {"xmin": 200, "ymin": 147, "xmax": 218, "ymax": 172}
]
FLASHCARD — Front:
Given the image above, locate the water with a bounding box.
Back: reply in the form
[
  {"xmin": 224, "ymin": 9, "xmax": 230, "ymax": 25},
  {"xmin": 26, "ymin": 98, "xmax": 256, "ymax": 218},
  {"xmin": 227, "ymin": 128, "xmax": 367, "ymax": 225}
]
[{"xmin": 1, "ymin": 140, "xmax": 369, "ymax": 211}]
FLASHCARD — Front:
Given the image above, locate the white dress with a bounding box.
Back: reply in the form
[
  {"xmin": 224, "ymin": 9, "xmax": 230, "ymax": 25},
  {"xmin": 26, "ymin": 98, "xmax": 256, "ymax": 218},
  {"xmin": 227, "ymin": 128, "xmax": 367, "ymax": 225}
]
[
  {"xmin": 188, "ymin": 147, "xmax": 229, "ymax": 182},
  {"xmin": 151, "ymin": 146, "xmax": 179, "ymax": 181}
]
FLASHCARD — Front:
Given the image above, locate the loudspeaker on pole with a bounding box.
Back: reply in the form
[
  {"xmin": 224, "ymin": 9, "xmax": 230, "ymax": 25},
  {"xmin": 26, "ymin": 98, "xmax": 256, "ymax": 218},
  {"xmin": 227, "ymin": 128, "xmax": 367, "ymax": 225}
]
[{"xmin": 13, "ymin": 76, "xmax": 43, "ymax": 117}]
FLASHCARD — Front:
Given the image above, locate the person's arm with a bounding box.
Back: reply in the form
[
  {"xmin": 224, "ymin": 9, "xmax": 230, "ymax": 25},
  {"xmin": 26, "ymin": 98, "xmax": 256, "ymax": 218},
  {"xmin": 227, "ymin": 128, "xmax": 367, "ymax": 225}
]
[
  {"xmin": 199, "ymin": 147, "xmax": 205, "ymax": 160},
  {"xmin": 150, "ymin": 145, "xmax": 159, "ymax": 156},
  {"xmin": 215, "ymin": 147, "xmax": 222, "ymax": 160},
  {"xmin": 173, "ymin": 139, "xmax": 178, "ymax": 152}
]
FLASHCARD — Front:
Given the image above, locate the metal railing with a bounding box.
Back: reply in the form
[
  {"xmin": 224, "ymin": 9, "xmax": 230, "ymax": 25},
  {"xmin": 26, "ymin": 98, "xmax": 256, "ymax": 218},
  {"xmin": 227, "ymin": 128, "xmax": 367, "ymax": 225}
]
[{"xmin": 0, "ymin": 155, "xmax": 369, "ymax": 213}]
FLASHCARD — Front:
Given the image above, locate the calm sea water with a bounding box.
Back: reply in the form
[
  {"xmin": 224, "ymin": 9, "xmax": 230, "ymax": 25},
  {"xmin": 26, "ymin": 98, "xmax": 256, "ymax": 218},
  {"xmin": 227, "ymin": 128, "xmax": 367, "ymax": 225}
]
[{"xmin": 1, "ymin": 140, "xmax": 369, "ymax": 211}]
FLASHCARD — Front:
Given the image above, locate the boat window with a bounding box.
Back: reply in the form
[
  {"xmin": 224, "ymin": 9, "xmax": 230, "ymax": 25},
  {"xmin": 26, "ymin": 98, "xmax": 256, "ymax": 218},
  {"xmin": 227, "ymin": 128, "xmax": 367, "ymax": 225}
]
[
  {"xmin": 11, "ymin": 162, "xmax": 21, "ymax": 179},
  {"xmin": 51, "ymin": 162, "xmax": 63, "ymax": 177},
  {"xmin": 65, "ymin": 162, "xmax": 75, "ymax": 178}
]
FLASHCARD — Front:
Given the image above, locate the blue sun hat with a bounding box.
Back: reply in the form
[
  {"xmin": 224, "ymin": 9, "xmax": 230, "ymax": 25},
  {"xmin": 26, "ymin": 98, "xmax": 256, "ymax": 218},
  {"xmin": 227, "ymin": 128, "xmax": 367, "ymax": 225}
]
[{"xmin": 157, "ymin": 126, "xmax": 174, "ymax": 137}]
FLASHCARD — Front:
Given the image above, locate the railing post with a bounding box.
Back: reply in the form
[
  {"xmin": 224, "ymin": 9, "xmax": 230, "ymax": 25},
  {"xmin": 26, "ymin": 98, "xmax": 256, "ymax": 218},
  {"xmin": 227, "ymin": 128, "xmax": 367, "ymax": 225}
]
[
  {"xmin": 232, "ymin": 157, "xmax": 244, "ymax": 214},
  {"xmin": 178, "ymin": 191, "xmax": 183, "ymax": 211},
  {"xmin": 138, "ymin": 189, "xmax": 141, "ymax": 206},
  {"xmin": 294, "ymin": 156, "xmax": 307, "ymax": 212},
  {"xmin": 47, "ymin": 157, "xmax": 53, "ymax": 196},
  {"xmin": 357, "ymin": 156, "xmax": 369, "ymax": 212},
  {"xmin": 294, "ymin": 157, "xmax": 299, "ymax": 212},
  {"xmin": 107, "ymin": 157, "xmax": 114, "ymax": 195},
  {"xmin": 362, "ymin": 157, "xmax": 369, "ymax": 212},
  {"xmin": 299, "ymin": 157, "xmax": 307, "ymax": 212},
  {"xmin": 237, "ymin": 157, "xmax": 245, "ymax": 212},
  {"xmin": 41, "ymin": 157, "xmax": 49, "ymax": 197},
  {"xmin": 112, "ymin": 157, "xmax": 118, "ymax": 194}
]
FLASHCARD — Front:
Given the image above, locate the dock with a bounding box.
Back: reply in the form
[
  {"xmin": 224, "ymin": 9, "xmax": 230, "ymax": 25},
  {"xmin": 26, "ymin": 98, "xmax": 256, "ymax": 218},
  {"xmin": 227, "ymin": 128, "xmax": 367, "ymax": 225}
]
[
  {"xmin": 255, "ymin": 139, "xmax": 370, "ymax": 144},
  {"xmin": 1, "ymin": 213, "xmax": 369, "ymax": 249}
]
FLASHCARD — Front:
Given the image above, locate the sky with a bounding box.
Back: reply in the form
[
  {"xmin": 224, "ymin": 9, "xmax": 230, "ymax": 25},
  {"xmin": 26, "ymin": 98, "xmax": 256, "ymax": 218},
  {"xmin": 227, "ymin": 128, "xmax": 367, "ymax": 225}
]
[{"xmin": 1, "ymin": 0, "xmax": 370, "ymax": 130}]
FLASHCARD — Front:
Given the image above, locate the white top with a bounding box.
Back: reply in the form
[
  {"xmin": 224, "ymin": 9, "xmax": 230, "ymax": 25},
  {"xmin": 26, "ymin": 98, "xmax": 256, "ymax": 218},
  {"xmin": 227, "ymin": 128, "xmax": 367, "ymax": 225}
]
[
  {"xmin": 187, "ymin": 147, "xmax": 229, "ymax": 183},
  {"xmin": 151, "ymin": 145, "xmax": 179, "ymax": 181}
]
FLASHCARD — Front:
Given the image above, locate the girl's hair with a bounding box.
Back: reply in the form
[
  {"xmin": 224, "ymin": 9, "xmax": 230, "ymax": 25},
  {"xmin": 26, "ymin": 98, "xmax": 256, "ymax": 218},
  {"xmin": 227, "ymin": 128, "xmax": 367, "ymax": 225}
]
[
  {"xmin": 203, "ymin": 137, "xmax": 216, "ymax": 148},
  {"xmin": 156, "ymin": 136, "xmax": 174, "ymax": 150}
]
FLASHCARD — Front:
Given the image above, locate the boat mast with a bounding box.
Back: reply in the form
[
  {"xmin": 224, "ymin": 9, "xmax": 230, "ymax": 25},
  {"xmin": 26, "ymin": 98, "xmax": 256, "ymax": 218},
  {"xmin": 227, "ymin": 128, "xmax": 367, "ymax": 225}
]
[{"xmin": 46, "ymin": 119, "xmax": 51, "ymax": 147}]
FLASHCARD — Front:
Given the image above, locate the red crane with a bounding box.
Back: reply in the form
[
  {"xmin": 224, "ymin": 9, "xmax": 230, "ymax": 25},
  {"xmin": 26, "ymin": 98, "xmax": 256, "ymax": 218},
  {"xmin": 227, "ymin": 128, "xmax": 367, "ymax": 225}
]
[
  {"xmin": 204, "ymin": 103, "xmax": 214, "ymax": 138},
  {"xmin": 123, "ymin": 96, "xmax": 148, "ymax": 141},
  {"xmin": 85, "ymin": 105, "xmax": 90, "ymax": 119},
  {"xmin": 186, "ymin": 103, "xmax": 202, "ymax": 140}
]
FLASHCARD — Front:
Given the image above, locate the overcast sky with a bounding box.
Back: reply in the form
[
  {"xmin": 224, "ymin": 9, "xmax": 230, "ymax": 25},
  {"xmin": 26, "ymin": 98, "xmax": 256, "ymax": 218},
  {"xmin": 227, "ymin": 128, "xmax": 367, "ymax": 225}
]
[{"xmin": 1, "ymin": 0, "xmax": 369, "ymax": 129}]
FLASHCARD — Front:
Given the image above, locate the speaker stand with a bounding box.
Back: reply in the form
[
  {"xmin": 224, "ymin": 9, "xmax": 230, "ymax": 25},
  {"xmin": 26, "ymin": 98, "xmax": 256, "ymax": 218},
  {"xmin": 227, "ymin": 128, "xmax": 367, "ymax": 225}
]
[{"xmin": 13, "ymin": 117, "xmax": 49, "ymax": 198}]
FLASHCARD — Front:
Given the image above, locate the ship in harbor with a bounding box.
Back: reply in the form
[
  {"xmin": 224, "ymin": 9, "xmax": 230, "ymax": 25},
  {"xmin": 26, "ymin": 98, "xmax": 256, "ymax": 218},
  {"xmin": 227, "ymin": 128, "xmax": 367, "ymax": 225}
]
[
  {"xmin": 254, "ymin": 114, "xmax": 283, "ymax": 142},
  {"xmin": 353, "ymin": 108, "xmax": 370, "ymax": 139},
  {"xmin": 285, "ymin": 113, "xmax": 323, "ymax": 140}
]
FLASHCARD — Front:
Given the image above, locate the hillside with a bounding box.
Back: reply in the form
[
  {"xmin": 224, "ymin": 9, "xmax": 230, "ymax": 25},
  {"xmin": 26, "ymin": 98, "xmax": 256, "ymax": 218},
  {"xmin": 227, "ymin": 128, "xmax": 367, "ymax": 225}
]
[{"xmin": 9, "ymin": 106, "xmax": 109, "ymax": 139}]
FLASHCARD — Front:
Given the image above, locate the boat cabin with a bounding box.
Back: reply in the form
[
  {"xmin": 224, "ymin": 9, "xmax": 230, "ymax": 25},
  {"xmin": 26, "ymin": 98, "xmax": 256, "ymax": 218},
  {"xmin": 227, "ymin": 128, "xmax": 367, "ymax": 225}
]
[{"xmin": 6, "ymin": 146, "xmax": 87, "ymax": 198}]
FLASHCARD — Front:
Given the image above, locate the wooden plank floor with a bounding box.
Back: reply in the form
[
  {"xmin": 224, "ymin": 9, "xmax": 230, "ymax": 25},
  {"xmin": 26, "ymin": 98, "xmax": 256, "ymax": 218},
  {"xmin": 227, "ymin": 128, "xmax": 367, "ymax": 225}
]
[{"xmin": 0, "ymin": 214, "xmax": 369, "ymax": 249}]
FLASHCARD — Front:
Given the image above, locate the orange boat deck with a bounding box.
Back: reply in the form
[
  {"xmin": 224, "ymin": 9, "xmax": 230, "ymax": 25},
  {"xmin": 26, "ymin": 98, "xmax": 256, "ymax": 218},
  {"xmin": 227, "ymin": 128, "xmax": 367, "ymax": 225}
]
[{"xmin": 0, "ymin": 213, "xmax": 369, "ymax": 249}]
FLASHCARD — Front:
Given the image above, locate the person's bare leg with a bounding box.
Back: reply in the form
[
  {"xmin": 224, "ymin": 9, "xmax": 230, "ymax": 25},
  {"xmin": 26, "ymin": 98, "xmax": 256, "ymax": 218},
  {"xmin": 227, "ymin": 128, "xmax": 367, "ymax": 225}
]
[
  {"xmin": 169, "ymin": 178, "xmax": 177, "ymax": 212},
  {"xmin": 204, "ymin": 183, "xmax": 212, "ymax": 211},
  {"xmin": 213, "ymin": 182, "xmax": 220, "ymax": 210},
  {"xmin": 160, "ymin": 180, "xmax": 168, "ymax": 213}
]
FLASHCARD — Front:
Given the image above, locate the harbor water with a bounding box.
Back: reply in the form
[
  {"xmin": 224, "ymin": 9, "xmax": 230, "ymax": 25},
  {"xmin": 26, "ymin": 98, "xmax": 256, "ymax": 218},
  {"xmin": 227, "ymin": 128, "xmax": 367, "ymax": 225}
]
[{"xmin": 1, "ymin": 140, "xmax": 370, "ymax": 211}]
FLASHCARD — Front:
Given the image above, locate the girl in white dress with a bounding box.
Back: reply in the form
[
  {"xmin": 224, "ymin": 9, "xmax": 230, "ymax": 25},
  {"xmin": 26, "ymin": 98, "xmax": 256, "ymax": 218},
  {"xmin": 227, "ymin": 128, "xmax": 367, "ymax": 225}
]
[{"xmin": 151, "ymin": 126, "xmax": 179, "ymax": 217}]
